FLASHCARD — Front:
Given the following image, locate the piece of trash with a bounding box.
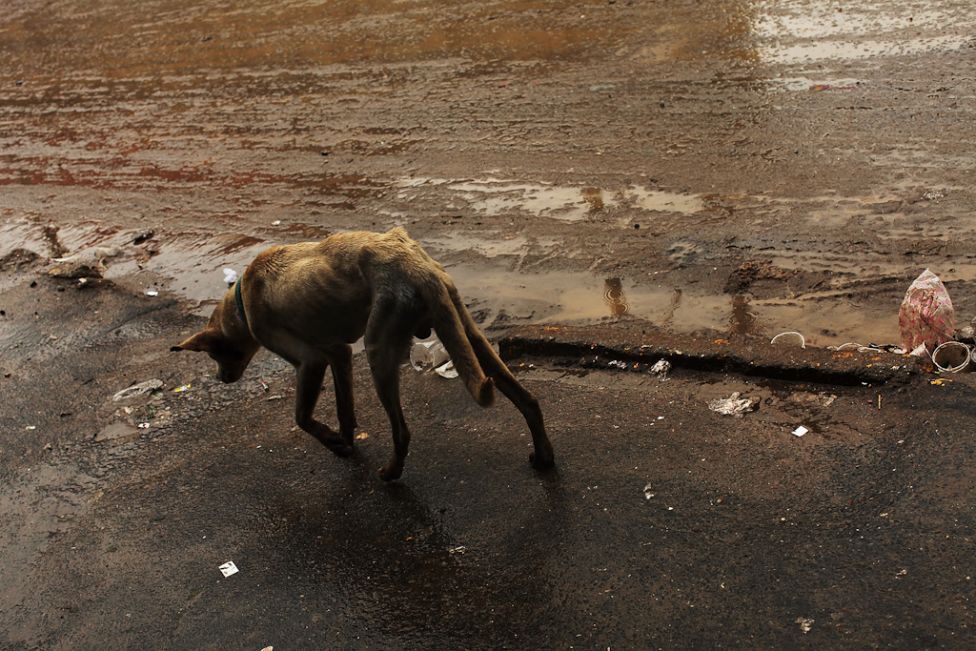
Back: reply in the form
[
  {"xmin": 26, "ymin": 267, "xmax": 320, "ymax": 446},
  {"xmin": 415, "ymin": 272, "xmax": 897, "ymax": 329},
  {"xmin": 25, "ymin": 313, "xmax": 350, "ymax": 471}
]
[
  {"xmin": 643, "ymin": 483, "xmax": 655, "ymax": 500},
  {"xmin": 259, "ymin": 380, "xmax": 270, "ymax": 392},
  {"xmin": 271, "ymin": 220, "xmax": 282, "ymax": 226},
  {"xmin": 707, "ymin": 392, "xmax": 757, "ymax": 417},
  {"xmin": 172, "ymin": 384, "xmax": 192, "ymax": 393},
  {"xmin": 410, "ymin": 340, "xmax": 449, "ymax": 371},
  {"xmin": 113, "ymin": 379, "xmax": 164, "ymax": 401},
  {"xmin": 649, "ymin": 359, "xmax": 671, "ymax": 377},
  {"xmin": 829, "ymin": 342, "xmax": 906, "ymax": 355},
  {"xmin": 909, "ymin": 343, "xmax": 929, "ymax": 359},
  {"xmin": 792, "ymin": 425, "xmax": 809, "ymax": 437},
  {"xmin": 144, "ymin": 288, "xmax": 159, "ymax": 297},
  {"xmin": 899, "ymin": 269, "xmax": 956, "ymax": 353},
  {"xmin": 223, "ymin": 268, "xmax": 238, "ymax": 285},
  {"xmin": 410, "ymin": 338, "xmax": 458, "ymax": 378},
  {"xmin": 796, "ymin": 617, "xmax": 814, "ymax": 634},
  {"xmin": 434, "ymin": 361, "xmax": 458, "ymax": 379},
  {"xmin": 770, "ymin": 331, "xmax": 806, "ymax": 349},
  {"xmin": 410, "ymin": 337, "xmax": 457, "ymax": 377},
  {"xmin": 355, "ymin": 431, "xmax": 369, "ymax": 441},
  {"xmin": 218, "ymin": 561, "xmax": 239, "ymax": 577},
  {"xmin": 608, "ymin": 360, "xmax": 628, "ymax": 370},
  {"xmin": 25, "ymin": 425, "xmax": 36, "ymax": 431},
  {"xmin": 931, "ymin": 340, "xmax": 971, "ymax": 373},
  {"xmin": 260, "ymin": 647, "xmax": 273, "ymax": 651},
  {"xmin": 137, "ymin": 422, "xmax": 151, "ymax": 429},
  {"xmin": 931, "ymin": 378, "xmax": 951, "ymax": 386},
  {"xmin": 448, "ymin": 545, "xmax": 467, "ymax": 555}
]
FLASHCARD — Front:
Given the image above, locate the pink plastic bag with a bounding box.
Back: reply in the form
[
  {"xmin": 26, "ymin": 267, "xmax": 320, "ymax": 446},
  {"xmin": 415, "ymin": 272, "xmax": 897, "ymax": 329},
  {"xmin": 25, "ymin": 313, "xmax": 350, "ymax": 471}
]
[{"xmin": 898, "ymin": 269, "xmax": 956, "ymax": 353}]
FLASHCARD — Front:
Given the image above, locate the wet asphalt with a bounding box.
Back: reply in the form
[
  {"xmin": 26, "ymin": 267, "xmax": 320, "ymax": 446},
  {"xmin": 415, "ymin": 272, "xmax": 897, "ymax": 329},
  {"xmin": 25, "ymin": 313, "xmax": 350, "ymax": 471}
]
[
  {"xmin": 2, "ymin": 275, "xmax": 975, "ymax": 649},
  {"xmin": 2, "ymin": 0, "xmax": 976, "ymax": 648}
]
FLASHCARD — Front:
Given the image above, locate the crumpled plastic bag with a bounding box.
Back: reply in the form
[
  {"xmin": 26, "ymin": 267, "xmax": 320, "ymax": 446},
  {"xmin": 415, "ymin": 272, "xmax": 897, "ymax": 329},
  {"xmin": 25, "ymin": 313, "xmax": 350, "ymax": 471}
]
[
  {"xmin": 409, "ymin": 339, "xmax": 458, "ymax": 379},
  {"xmin": 898, "ymin": 269, "xmax": 956, "ymax": 354},
  {"xmin": 707, "ymin": 392, "xmax": 757, "ymax": 417}
]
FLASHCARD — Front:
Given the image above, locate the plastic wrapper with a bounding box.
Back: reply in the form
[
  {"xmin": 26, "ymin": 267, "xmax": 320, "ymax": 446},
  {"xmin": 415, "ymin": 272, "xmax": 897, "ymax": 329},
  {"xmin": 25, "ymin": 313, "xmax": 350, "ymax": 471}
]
[{"xmin": 898, "ymin": 269, "xmax": 955, "ymax": 354}]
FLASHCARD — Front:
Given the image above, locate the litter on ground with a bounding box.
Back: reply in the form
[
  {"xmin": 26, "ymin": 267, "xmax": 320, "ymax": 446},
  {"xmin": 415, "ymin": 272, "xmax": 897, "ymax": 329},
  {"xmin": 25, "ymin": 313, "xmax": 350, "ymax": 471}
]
[
  {"xmin": 218, "ymin": 561, "xmax": 239, "ymax": 577},
  {"xmin": 410, "ymin": 339, "xmax": 458, "ymax": 378},
  {"xmin": 931, "ymin": 341, "xmax": 970, "ymax": 373},
  {"xmin": 770, "ymin": 331, "xmax": 806, "ymax": 348},
  {"xmin": 899, "ymin": 269, "xmax": 955, "ymax": 353},
  {"xmin": 649, "ymin": 359, "xmax": 671, "ymax": 377},
  {"xmin": 113, "ymin": 379, "xmax": 164, "ymax": 402},
  {"xmin": 707, "ymin": 392, "xmax": 757, "ymax": 417}
]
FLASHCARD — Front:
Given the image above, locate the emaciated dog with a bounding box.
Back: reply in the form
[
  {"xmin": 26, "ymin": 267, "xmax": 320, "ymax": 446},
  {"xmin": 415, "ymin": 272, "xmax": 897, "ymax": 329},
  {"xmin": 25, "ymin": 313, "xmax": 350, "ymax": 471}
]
[{"xmin": 172, "ymin": 227, "xmax": 555, "ymax": 480}]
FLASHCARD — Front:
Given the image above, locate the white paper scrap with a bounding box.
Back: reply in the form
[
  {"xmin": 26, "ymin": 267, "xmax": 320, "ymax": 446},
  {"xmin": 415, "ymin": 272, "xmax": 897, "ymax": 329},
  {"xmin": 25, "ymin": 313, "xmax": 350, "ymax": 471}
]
[{"xmin": 219, "ymin": 561, "xmax": 239, "ymax": 577}]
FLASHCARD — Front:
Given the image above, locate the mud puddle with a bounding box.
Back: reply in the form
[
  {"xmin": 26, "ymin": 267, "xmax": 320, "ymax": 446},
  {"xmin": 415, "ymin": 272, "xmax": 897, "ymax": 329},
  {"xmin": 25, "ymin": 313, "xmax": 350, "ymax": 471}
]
[
  {"xmin": 3, "ymin": 215, "xmax": 909, "ymax": 347},
  {"xmin": 0, "ymin": 217, "xmax": 267, "ymax": 310},
  {"xmin": 446, "ymin": 263, "xmax": 902, "ymax": 346}
]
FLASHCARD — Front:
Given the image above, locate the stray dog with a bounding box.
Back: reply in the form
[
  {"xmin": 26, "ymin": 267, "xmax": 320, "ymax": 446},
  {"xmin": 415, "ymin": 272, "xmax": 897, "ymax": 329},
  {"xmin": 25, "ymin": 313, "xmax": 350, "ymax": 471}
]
[{"xmin": 172, "ymin": 227, "xmax": 555, "ymax": 480}]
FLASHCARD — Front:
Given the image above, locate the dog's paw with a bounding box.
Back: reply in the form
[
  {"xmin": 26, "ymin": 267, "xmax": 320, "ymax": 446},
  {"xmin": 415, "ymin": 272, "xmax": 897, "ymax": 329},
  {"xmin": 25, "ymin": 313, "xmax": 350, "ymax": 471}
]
[
  {"xmin": 327, "ymin": 442, "xmax": 354, "ymax": 458},
  {"xmin": 315, "ymin": 431, "xmax": 353, "ymax": 457},
  {"xmin": 378, "ymin": 462, "xmax": 403, "ymax": 482},
  {"xmin": 529, "ymin": 449, "xmax": 555, "ymax": 471}
]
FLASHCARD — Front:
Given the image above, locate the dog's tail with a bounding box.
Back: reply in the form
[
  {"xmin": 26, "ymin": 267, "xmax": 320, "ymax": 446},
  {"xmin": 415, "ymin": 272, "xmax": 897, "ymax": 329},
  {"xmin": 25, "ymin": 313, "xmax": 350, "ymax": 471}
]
[{"xmin": 423, "ymin": 277, "xmax": 494, "ymax": 407}]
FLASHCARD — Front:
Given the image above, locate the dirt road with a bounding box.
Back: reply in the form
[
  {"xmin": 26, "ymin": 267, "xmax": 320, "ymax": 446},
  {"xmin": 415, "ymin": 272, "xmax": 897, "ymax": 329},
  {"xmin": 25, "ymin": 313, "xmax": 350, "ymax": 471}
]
[{"xmin": 1, "ymin": 1, "xmax": 975, "ymax": 648}]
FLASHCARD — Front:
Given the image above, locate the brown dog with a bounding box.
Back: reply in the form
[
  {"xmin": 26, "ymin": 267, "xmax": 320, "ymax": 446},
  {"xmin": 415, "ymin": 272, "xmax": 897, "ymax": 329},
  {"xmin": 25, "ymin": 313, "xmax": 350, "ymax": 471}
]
[{"xmin": 172, "ymin": 227, "xmax": 555, "ymax": 480}]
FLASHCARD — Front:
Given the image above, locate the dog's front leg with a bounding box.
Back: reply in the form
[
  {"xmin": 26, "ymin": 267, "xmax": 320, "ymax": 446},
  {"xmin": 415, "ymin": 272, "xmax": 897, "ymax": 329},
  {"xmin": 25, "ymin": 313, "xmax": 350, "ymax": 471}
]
[
  {"xmin": 329, "ymin": 345, "xmax": 358, "ymax": 447},
  {"xmin": 296, "ymin": 362, "xmax": 352, "ymax": 457}
]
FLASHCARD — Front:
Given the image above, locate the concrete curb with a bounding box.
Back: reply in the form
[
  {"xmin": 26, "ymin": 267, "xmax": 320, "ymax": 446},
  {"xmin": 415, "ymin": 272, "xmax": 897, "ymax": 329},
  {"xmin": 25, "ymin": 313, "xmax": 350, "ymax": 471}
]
[{"xmin": 497, "ymin": 324, "xmax": 920, "ymax": 386}]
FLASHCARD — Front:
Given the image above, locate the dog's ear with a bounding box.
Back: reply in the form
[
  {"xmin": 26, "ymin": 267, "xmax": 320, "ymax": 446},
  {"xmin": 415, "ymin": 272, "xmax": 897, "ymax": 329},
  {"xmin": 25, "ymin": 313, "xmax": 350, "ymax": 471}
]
[{"xmin": 171, "ymin": 329, "xmax": 219, "ymax": 352}]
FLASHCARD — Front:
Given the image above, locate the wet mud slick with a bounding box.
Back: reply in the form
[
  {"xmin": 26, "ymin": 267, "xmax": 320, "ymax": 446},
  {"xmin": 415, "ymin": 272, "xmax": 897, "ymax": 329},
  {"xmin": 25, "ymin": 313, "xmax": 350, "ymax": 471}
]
[
  {"xmin": 2, "ymin": 0, "xmax": 976, "ymax": 648},
  {"xmin": 3, "ymin": 0, "xmax": 975, "ymax": 347}
]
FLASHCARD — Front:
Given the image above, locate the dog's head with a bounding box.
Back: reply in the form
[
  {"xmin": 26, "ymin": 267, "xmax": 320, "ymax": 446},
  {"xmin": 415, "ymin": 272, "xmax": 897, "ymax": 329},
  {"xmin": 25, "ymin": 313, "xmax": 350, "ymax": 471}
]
[{"xmin": 171, "ymin": 290, "xmax": 260, "ymax": 383}]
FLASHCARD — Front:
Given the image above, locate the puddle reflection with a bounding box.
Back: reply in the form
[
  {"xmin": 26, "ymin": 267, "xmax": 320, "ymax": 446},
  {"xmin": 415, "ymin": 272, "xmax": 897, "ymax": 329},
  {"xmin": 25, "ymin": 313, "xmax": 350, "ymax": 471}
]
[{"xmin": 603, "ymin": 278, "xmax": 628, "ymax": 318}]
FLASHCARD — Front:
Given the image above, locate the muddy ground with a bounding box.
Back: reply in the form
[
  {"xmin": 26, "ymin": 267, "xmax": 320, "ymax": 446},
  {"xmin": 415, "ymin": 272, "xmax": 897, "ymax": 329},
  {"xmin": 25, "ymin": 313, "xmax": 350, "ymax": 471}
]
[{"xmin": 1, "ymin": 0, "xmax": 975, "ymax": 648}]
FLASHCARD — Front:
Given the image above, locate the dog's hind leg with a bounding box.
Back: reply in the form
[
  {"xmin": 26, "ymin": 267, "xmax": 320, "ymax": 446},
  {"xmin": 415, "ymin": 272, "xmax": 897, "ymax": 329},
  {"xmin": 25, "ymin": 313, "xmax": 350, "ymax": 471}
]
[
  {"xmin": 442, "ymin": 284, "xmax": 555, "ymax": 469},
  {"xmin": 464, "ymin": 322, "xmax": 555, "ymax": 470},
  {"xmin": 364, "ymin": 296, "xmax": 417, "ymax": 481},
  {"xmin": 296, "ymin": 361, "xmax": 353, "ymax": 457},
  {"xmin": 329, "ymin": 344, "xmax": 357, "ymax": 447}
]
